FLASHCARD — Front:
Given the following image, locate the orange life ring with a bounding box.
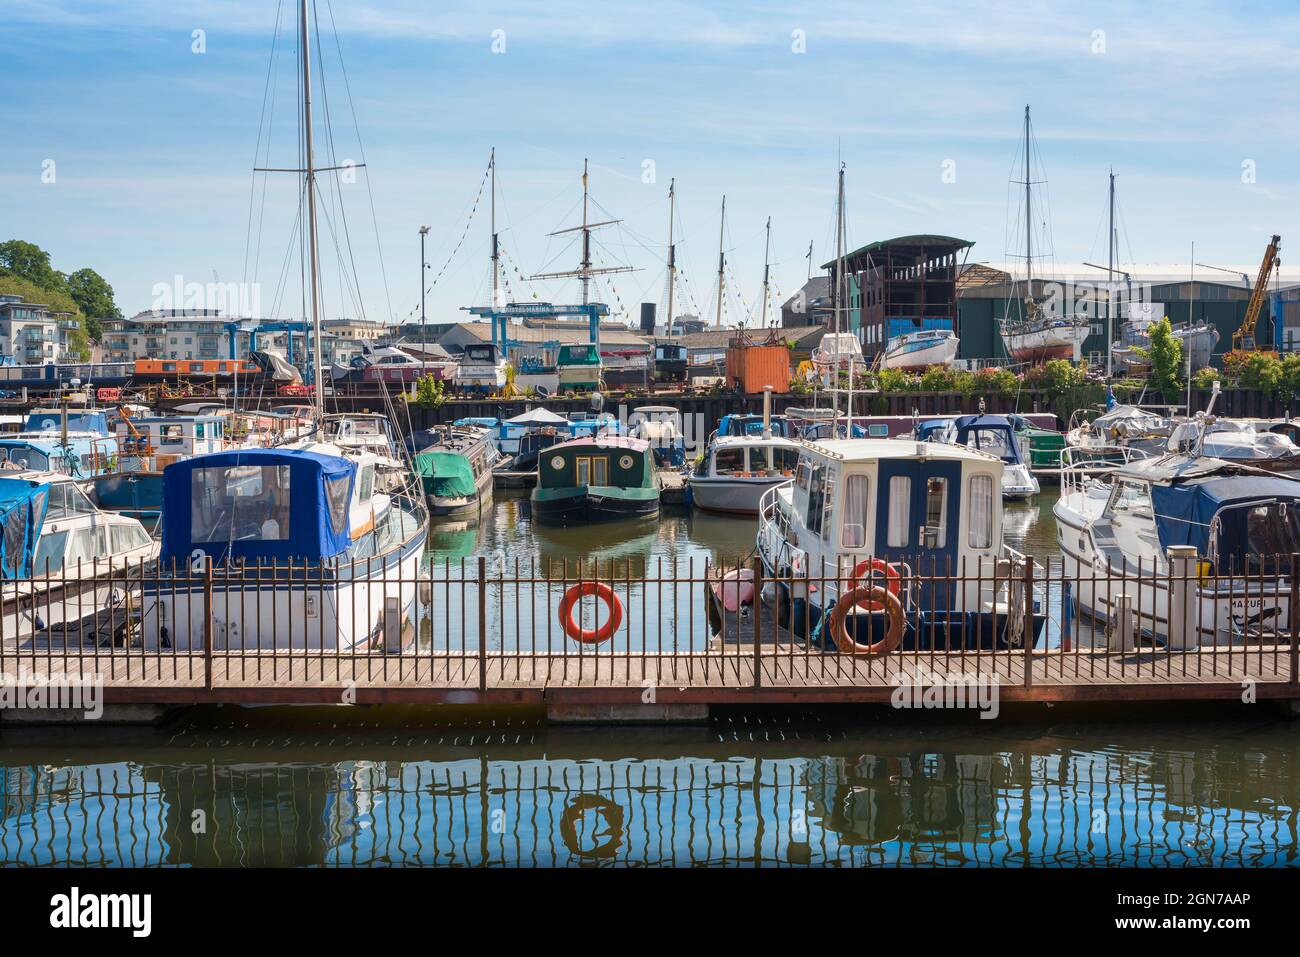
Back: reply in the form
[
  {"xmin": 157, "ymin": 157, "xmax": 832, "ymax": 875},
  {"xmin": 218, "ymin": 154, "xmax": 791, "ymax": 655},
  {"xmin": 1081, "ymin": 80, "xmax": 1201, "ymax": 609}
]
[
  {"xmin": 828, "ymin": 585, "xmax": 904, "ymax": 656},
  {"xmin": 559, "ymin": 581, "xmax": 623, "ymax": 644},
  {"xmin": 848, "ymin": 559, "xmax": 901, "ymax": 611}
]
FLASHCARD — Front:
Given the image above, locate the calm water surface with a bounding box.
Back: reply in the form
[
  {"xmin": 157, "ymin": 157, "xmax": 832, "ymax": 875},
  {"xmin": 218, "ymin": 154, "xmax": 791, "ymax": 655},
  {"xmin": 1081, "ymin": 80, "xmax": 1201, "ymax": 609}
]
[{"xmin": 4, "ymin": 490, "xmax": 1298, "ymax": 867}]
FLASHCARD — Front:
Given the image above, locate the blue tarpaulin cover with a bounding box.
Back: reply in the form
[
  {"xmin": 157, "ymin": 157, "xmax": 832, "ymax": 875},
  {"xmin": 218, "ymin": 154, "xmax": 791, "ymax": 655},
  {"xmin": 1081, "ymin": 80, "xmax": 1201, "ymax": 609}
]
[
  {"xmin": 1150, "ymin": 474, "xmax": 1300, "ymax": 558},
  {"xmin": 954, "ymin": 415, "xmax": 1025, "ymax": 465},
  {"xmin": 0, "ymin": 477, "xmax": 49, "ymax": 579},
  {"xmin": 161, "ymin": 447, "xmax": 355, "ymax": 566}
]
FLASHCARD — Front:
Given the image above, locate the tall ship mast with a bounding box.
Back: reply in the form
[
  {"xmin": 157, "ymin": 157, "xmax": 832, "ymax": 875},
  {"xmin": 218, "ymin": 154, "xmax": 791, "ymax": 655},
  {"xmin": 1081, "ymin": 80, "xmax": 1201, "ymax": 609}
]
[{"xmin": 999, "ymin": 106, "xmax": 1090, "ymax": 365}]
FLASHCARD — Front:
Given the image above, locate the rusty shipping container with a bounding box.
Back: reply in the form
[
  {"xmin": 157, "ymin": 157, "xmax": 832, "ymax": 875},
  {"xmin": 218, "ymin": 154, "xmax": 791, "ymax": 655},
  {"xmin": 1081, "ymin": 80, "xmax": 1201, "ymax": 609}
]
[{"xmin": 725, "ymin": 335, "xmax": 792, "ymax": 393}]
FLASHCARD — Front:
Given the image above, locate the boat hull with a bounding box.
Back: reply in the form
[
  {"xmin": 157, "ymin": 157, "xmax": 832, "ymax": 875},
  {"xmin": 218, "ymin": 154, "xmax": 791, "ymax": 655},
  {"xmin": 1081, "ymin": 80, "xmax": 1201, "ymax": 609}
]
[
  {"xmin": 881, "ymin": 336, "xmax": 959, "ymax": 370},
  {"xmin": 689, "ymin": 476, "xmax": 788, "ymax": 515},
  {"xmin": 1003, "ymin": 322, "xmax": 1089, "ymax": 363},
  {"xmin": 530, "ymin": 488, "xmax": 659, "ymax": 526},
  {"xmin": 426, "ymin": 467, "xmax": 494, "ymax": 520}
]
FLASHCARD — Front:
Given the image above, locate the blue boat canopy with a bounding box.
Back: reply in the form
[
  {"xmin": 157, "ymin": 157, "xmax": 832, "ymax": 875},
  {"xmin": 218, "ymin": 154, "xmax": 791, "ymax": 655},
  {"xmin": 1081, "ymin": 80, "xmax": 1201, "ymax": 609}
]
[
  {"xmin": 0, "ymin": 477, "xmax": 49, "ymax": 579},
  {"xmin": 161, "ymin": 448, "xmax": 355, "ymax": 566},
  {"xmin": 1150, "ymin": 474, "xmax": 1300, "ymax": 563},
  {"xmin": 954, "ymin": 415, "xmax": 1024, "ymax": 465},
  {"xmin": 914, "ymin": 418, "xmax": 954, "ymax": 442}
]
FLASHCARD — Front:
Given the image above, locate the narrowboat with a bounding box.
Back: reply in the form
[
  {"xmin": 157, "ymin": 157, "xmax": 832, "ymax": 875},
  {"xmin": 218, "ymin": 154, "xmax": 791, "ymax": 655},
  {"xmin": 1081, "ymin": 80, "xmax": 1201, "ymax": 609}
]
[
  {"xmin": 756, "ymin": 439, "xmax": 1043, "ymax": 651},
  {"xmin": 531, "ymin": 437, "xmax": 660, "ymax": 526},
  {"xmin": 141, "ymin": 445, "xmax": 427, "ymax": 651},
  {"xmin": 413, "ymin": 427, "xmax": 500, "ymax": 520}
]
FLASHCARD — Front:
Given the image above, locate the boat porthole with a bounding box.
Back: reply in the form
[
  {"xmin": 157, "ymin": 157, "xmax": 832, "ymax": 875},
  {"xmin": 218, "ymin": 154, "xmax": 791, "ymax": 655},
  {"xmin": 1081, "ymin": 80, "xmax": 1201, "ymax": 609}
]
[
  {"xmin": 619, "ymin": 455, "xmax": 634, "ymax": 469},
  {"xmin": 550, "ymin": 455, "xmax": 565, "ymax": 470}
]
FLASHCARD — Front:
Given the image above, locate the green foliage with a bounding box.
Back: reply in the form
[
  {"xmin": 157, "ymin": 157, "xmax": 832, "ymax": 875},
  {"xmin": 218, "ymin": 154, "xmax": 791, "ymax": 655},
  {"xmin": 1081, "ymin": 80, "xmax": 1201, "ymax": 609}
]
[
  {"xmin": 1147, "ymin": 317, "xmax": 1184, "ymax": 401},
  {"xmin": 918, "ymin": 365, "xmax": 961, "ymax": 393},
  {"xmin": 960, "ymin": 366, "xmax": 1020, "ymax": 399},
  {"xmin": 1022, "ymin": 359, "xmax": 1102, "ymax": 424},
  {"xmin": 877, "ymin": 368, "xmax": 919, "ymax": 393},
  {"xmin": 1237, "ymin": 352, "xmax": 1284, "ymax": 393},
  {"xmin": 1190, "ymin": 366, "xmax": 1221, "ymax": 390},
  {"xmin": 65, "ymin": 268, "xmax": 122, "ymax": 342},
  {"xmin": 411, "ymin": 374, "xmax": 447, "ymax": 408},
  {"xmin": 0, "ymin": 239, "xmax": 68, "ymax": 293}
]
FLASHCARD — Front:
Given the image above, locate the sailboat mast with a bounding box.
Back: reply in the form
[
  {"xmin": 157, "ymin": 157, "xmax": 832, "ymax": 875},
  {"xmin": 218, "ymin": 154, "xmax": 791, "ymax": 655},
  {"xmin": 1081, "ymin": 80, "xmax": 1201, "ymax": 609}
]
[
  {"xmin": 666, "ymin": 178, "xmax": 676, "ymax": 338},
  {"xmin": 1107, "ymin": 168, "xmax": 1115, "ymax": 377},
  {"xmin": 714, "ymin": 196, "xmax": 726, "ymax": 328},
  {"xmin": 581, "ymin": 158, "xmax": 591, "ymax": 307},
  {"xmin": 490, "ymin": 147, "xmax": 500, "ymax": 308},
  {"xmin": 1024, "ymin": 105, "xmax": 1032, "ymax": 297},
  {"xmin": 760, "ymin": 216, "xmax": 771, "ymax": 327},
  {"xmin": 300, "ymin": 0, "xmax": 324, "ymax": 420},
  {"xmin": 834, "ymin": 163, "xmax": 851, "ymax": 428}
]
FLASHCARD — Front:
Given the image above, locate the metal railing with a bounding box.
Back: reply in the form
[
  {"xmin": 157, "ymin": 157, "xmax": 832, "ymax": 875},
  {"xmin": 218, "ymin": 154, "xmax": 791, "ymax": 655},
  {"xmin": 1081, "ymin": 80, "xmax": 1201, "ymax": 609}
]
[{"xmin": 0, "ymin": 549, "xmax": 1297, "ymax": 702}]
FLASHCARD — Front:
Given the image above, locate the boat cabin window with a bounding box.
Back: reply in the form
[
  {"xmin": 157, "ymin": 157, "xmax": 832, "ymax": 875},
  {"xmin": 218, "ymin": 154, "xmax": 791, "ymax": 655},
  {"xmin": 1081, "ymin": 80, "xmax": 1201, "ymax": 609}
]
[
  {"xmin": 887, "ymin": 476, "xmax": 909, "ymax": 547},
  {"xmin": 161, "ymin": 424, "xmax": 185, "ymax": 446},
  {"xmin": 0, "ymin": 446, "xmax": 48, "ymax": 470},
  {"xmin": 841, "ymin": 474, "xmax": 869, "ymax": 549},
  {"xmin": 1228, "ymin": 501, "xmax": 1300, "ymax": 576},
  {"xmin": 191, "ymin": 464, "xmax": 292, "ymax": 543},
  {"xmin": 968, "ymin": 474, "xmax": 994, "ymax": 549},
  {"xmin": 923, "ymin": 477, "xmax": 948, "ymax": 548},
  {"xmin": 45, "ymin": 481, "xmax": 96, "ymax": 519},
  {"xmin": 110, "ymin": 523, "xmax": 150, "ymax": 553},
  {"xmin": 714, "ymin": 448, "xmax": 746, "ymax": 475},
  {"xmin": 357, "ymin": 465, "xmax": 374, "ymax": 501},
  {"xmin": 1108, "ymin": 479, "xmax": 1152, "ymax": 517},
  {"xmin": 805, "ymin": 465, "xmax": 826, "ymax": 536}
]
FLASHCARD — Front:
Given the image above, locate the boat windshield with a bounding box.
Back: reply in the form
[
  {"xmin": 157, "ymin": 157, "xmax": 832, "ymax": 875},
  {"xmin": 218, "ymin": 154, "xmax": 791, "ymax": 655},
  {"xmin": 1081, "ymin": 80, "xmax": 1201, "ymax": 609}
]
[
  {"xmin": 1238, "ymin": 502, "xmax": 1300, "ymax": 576},
  {"xmin": 0, "ymin": 446, "xmax": 48, "ymax": 471},
  {"xmin": 191, "ymin": 464, "xmax": 292, "ymax": 543}
]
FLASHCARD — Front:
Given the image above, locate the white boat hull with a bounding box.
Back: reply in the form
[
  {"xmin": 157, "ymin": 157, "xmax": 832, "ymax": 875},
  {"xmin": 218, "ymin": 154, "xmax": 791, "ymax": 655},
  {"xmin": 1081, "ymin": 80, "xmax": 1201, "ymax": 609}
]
[
  {"xmin": 690, "ymin": 476, "xmax": 789, "ymax": 515},
  {"xmin": 1003, "ymin": 322, "xmax": 1089, "ymax": 363},
  {"xmin": 882, "ymin": 335, "xmax": 959, "ymax": 370}
]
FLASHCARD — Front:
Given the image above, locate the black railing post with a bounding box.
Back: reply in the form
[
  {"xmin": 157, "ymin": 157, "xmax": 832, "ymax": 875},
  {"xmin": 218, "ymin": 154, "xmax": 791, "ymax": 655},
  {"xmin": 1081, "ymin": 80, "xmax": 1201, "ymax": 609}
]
[
  {"xmin": 1290, "ymin": 554, "xmax": 1299, "ymax": 687},
  {"xmin": 478, "ymin": 555, "xmax": 487, "ymax": 694},
  {"xmin": 203, "ymin": 556, "xmax": 214, "ymax": 692},
  {"xmin": 1022, "ymin": 557, "xmax": 1034, "ymax": 690}
]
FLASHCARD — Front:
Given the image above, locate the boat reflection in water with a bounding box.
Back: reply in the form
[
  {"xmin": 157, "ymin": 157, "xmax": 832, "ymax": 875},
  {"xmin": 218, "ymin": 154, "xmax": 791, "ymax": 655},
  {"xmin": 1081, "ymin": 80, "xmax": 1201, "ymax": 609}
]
[{"xmin": 2, "ymin": 716, "xmax": 1297, "ymax": 866}]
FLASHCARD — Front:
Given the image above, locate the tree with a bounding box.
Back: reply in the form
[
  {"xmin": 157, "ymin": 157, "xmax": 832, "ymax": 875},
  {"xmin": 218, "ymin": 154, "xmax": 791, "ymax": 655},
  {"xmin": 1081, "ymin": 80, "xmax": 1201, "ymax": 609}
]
[
  {"xmin": 66, "ymin": 268, "xmax": 121, "ymax": 342},
  {"xmin": 0, "ymin": 240, "xmax": 67, "ymax": 294},
  {"xmin": 1147, "ymin": 317, "xmax": 1183, "ymax": 401}
]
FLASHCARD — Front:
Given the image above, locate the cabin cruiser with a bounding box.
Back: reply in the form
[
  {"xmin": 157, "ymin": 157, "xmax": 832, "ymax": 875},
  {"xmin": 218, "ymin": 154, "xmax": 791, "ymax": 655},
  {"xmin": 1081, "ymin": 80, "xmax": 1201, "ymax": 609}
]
[
  {"xmin": 91, "ymin": 412, "xmax": 230, "ymax": 520},
  {"xmin": 320, "ymin": 412, "xmax": 410, "ymax": 492},
  {"xmin": 882, "ymin": 328, "xmax": 959, "ymax": 370},
  {"xmin": 332, "ymin": 345, "xmax": 456, "ymax": 385},
  {"xmin": 556, "ymin": 344, "xmax": 602, "ymax": 394},
  {"xmin": 141, "ymin": 444, "xmax": 427, "ymax": 651},
  {"xmin": 756, "ymin": 439, "xmax": 1042, "ymax": 651},
  {"xmin": 690, "ymin": 434, "xmax": 799, "ymax": 515},
  {"xmin": 1066, "ymin": 405, "xmax": 1176, "ymax": 456},
  {"xmin": 811, "ymin": 333, "xmax": 868, "ymax": 386},
  {"xmin": 454, "ymin": 342, "xmax": 508, "ymax": 395},
  {"xmin": 629, "ymin": 406, "xmax": 686, "ymax": 468},
  {"xmin": 1166, "ymin": 417, "xmax": 1300, "ymax": 469},
  {"xmin": 1054, "ymin": 449, "xmax": 1300, "ymax": 647},
  {"xmin": 952, "ymin": 415, "xmax": 1039, "ymax": 499}
]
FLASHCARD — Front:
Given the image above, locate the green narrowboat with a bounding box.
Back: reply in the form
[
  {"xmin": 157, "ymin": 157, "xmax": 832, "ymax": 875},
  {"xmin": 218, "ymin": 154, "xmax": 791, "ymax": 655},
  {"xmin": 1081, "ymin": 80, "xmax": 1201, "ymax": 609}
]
[
  {"xmin": 531, "ymin": 437, "xmax": 660, "ymax": 526},
  {"xmin": 556, "ymin": 344, "xmax": 602, "ymax": 393},
  {"xmin": 413, "ymin": 429, "xmax": 499, "ymax": 520}
]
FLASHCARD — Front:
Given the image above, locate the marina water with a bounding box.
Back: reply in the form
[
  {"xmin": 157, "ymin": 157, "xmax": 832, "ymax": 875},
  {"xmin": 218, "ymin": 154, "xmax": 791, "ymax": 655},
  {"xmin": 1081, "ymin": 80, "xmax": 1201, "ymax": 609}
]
[{"xmin": 3, "ymin": 493, "xmax": 1299, "ymax": 867}]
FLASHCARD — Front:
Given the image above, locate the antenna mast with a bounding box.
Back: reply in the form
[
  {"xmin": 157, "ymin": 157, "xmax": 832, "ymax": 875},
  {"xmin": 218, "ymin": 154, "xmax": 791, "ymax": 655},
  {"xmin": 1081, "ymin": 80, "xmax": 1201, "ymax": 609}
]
[
  {"xmin": 490, "ymin": 148, "xmax": 500, "ymax": 308},
  {"xmin": 760, "ymin": 216, "xmax": 772, "ymax": 327},
  {"xmin": 666, "ymin": 178, "xmax": 676, "ymax": 338},
  {"xmin": 1107, "ymin": 168, "xmax": 1115, "ymax": 377},
  {"xmin": 714, "ymin": 196, "xmax": 726, "ymax": 328}
]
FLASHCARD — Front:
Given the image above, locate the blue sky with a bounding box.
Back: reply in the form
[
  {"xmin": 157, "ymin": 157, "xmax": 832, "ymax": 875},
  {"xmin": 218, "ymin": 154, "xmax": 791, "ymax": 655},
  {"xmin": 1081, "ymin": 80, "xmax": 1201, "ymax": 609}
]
[{"xmin": 1, "ymin": 0, "xmax": 1297, "ymax": 323}]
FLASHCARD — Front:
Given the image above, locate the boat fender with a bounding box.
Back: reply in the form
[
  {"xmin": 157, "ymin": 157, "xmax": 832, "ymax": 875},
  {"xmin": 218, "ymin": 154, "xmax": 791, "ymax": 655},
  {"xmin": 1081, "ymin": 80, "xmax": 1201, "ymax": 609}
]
[
  {"xmin": 848, "ymin": 559, "xmax": 902, "ymax": 610},
  {"xmin": 828, "ymin": 585, "xmax": 904, "ymax": 656},
  {"xmin": 559, "ymin": 581, "xmax": 624, "ymax": 644}
]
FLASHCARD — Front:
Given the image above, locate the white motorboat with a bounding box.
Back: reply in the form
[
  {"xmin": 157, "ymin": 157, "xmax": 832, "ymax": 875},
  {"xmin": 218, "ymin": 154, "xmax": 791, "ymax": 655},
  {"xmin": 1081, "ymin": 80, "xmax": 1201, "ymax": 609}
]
[
  {"xmin": 1054, "ymin": 447, "xmax": 1300, "ymax": 648},
  {"xmin": 689, "ymin": 434, "xmax": 800, "ymax": 515},
  {"xmin": 882, "ymin": 329, "xmax": 959, "ymax": 370},
  {"xmin": 141, "ymin": 444, "xmax": 427, "ymax": 651}
]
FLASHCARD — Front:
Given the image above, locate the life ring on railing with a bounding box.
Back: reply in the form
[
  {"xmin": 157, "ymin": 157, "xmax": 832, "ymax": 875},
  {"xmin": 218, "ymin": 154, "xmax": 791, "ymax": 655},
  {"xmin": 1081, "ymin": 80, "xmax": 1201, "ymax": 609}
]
[
  {"xmin": 848, "ymin": 559, "xmax": 901, "ymax": 611},
  {"xmin": 828, "ymin": 585, "xmax": 904, "ymax": 656},
  {"xmin": 559, "ymin": 581, "xmax": 623, "ymax": 645}
]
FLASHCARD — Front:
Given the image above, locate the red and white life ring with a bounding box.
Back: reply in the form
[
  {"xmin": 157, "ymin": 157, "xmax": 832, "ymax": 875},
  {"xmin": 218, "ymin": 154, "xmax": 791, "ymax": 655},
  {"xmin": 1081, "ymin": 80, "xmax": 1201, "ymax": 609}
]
[{"xmin": 559, "ymin": 581, "xmax": 623, "ymax": 645}]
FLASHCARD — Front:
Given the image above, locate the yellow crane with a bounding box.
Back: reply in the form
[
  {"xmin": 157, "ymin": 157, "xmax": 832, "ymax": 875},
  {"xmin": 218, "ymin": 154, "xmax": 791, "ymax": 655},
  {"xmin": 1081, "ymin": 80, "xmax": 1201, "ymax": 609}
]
[{"xmin": 1232, "ymin": 234, "xmax": 1281, "ymax": 353}]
